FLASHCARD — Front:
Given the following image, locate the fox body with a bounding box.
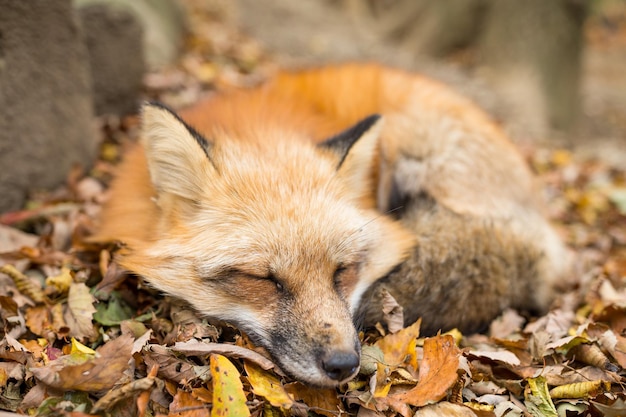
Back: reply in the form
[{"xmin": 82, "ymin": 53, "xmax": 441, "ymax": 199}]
[{"xmin": 96, "ymin": 64, "xmax": 570, "ymax": 387}]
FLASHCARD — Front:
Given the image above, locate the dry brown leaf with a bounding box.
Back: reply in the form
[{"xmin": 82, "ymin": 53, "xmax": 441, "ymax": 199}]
[
  {"xmin": 569, "ymin": 343, "xmax": 617, "ymax": 371},
  {"xmin": 489, "ymin": 309, "xmax": 526, "ymax": 339},
  {"xmin": 170, "ymin": 339, "xmax": 277, "ymax": 371},
  {"xmin": 24, "ymin": 304, "xmax": 53, "ymax": 338},
  {"xmin": 0, "ymin": 224, "xmax": 38, "ymax": 251},
  {"xmin": 390, "ymin": 334, "xmax": 461, "ymax": 407},
  {"xmin": 91, "ymin": 365, "xmax": 158, "ymax": 413},
  {"xmin": 413, "ymin": 402, "xmax": 478, "ymax": 417},
  {"xmin": 93, "ymin": 257, "xmax": 127, "ymax": 298},
  {"xmin": 356, "ymin": 407, "xmax": 386, "ymax": 417},
  {"xmin": 144, "ymin": 344, "xmax": 208, "ymax": 384},
  {"xmin": 380, "ymin": 289, "xmax": 404, "ymax": 334},
  {"xmin": 170, "ymin": 389, "xmax": 210, "ymax": 417},
  {"xmin": 372, "ymin": 388, "xmax": 413, "ymax": 417},
  {"xmin": 524, "ymin": 309, "xmax": 574, "ymax": 340},
  {"xmin": 590, "ymin": 396, "xmax": 626, "ymax": 416},
  {"xmin": 64, "ymin": 282, "xmax": 97, "ymax": 340},
  {"xmin": 467, "ymin": 349, "xmax": 521, "ymax": 367},
  {"xmin": 284, "ymin": 381, "xmax": 343, "ymax": 417},
  {"xmin": 191, "ymin": 387, "xmax": 213, "ymax": 403},
  {"xmin": 30, "ymin": 333, "xmax": 133, "ymax": 391}
]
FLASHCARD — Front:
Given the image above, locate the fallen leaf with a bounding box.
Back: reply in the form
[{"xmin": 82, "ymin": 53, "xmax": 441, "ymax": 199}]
[
  {"xmin": 144, "ymin": 344, "xmax": 209, "ymax": 384},
  {"xmin": 493, "ymin": 401, "xmax": 524, "ymax": 417},
  {"xmin": 244, "ymin": 361, "xmax": 294, "ymax": 409},
  {"xmin": 590, "ymin": 395, "xmax": 626, "ymax": 416},
  {"xmin": 374, "ymin": 318, "xmax": 421, "ymax": 372},
  {"xmin": 524, "ymin": 376, "xmax": 557, "ymax": 417},
  {"xmin": 284, "ymin": 381, "xmax": 343, "ymax": 417},
  {"xmin": 390, "ymin": 334, "xmax": 461, "ymax": 407},
  {"xmin": 544, "ymin": 335, "xmax": 587, "ymax": 355},
  {"xmin": 45, "ymin": 266, "xmax": 73, "ymax": 294},
  {"xmin": 489, "ymin": 309, "xmax": 526, "ymax": 339},
  {"xmin": 170, "ymin": 389, "xmax": 210, "ymax": 417},
  {"xmin": 549, "ymin": 380, "xmax": 609, "ymax": 399},
  {"xmin": 93, "ymin": 291, "xmax": 134, "ymax": 326},
  {"xmin": 569, "ymin": 343, "xmax": 618, "ymax": 371},
  {"xmin": 91, "ymin": 364, "xmax": 158, "ymax": 413},
  {"xmin": 210, "ymin": 354, "xmax": 250, "ymax": 417},
  {"xmin": 170, "ymin": 339, "xmax": 277, "ymax": 371},
  {"xmin": 64, "ymin": 282, "xmax": 97, "ymax": 340},
  {"xmin": 380, "ymin": 289, "xmax": 404, "ymax": 334},
  {"xmin": 467, "ymin": 349, "xmax": 521, "ymax": 366},
  {"xmin": 70, "ymin": 337, "xmax": 97, "ymax": 356},
  {"xmin": 0, "ymin": 224, "xmax": 38, "ymax": 251},
  {"xmin": 30, "ymin": 333, "xmax": 133, "ymax": 391},
  {"xmin": 0, "ymin": 264, "xmax": 46, "ymax": 304},
  {"xmin": 373, "ymin": 361, "xmax": 392, "ymax": 398},
  {"xmin": 359, "ymin": 344, "xmax": 384, "ymax": 376},
  {"xmin": 413, "ymin": 401, "xmax": 477, "ymax": 416},
  {"xmin": 25, "ymin": 305, "xmax": 53, "ymax": 338}
]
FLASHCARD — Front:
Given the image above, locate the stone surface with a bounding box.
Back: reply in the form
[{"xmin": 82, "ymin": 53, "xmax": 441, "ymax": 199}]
[
  {"xmin": 0, "ymin": 0, "xmax": 97, "ymax": 213},
  {"xmin": 78, "ymin": 3, "xmax": 145, "ymax": 115},
  {"xmin": 74, "ymin": 0, "xmax": 187, "ymax": 71}
]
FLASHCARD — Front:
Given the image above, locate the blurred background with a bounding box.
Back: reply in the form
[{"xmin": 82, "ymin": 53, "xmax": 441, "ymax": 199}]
[{"xmin": 0, "ymin": 0, "xmax": 625, "ymax": 212}]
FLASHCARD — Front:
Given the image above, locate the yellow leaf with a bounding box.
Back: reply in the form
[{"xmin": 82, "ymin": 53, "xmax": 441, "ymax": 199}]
[
  {"xmin": 551, "ymin": 149, "xmax": 572, "ymax": 167},
  {"xmin": 244, "ymin": 361, "xmax": 294, "ymax": 409},
  {"xmin": 443, "ymin": 328, "xmax": 462, "ymax": 346},
  {"xmin": 525, "ymin": 376, "xmax": 558, "ymax": 417},
  {"xmin": 375, "ymin": 318, "xmax": 421, "ymax": 373},
  {"xmin": 1, "ymin": 264, "xmax": 46, "ymax": 304},
  {"xmin": 549, "ymin": 380, "xmax": 609, "ymax": 399},
  {"xmin": 210, "ymin": 354, "xmax": 250, "ymax": 417},
  {"xmin": 70, "ymin": 337, "xmax": 96, "ymax": 356},
  {"xmin": 45, "ymin": 267, "xmax": 73, "ymax": 294},
  {"xmin": 373, "ymin": 361, "xmax": 392, "ymax": 398}
]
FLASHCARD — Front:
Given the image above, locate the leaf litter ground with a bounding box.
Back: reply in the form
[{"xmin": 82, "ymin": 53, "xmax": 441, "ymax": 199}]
[{"xmin": 1, "ymin": 4, "xmax": 626, "ymax": 417}]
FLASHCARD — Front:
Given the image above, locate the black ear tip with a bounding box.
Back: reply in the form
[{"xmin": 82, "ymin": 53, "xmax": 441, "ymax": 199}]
[
  {"xmin": 142, "ymin": 101, "xmax": 176, "ymax": 115},
  {"xmin": 318, "ymin": 113, "xmax": 383, "ymax": 169},
  {"xmin": 363, "ymin": 114, "xmax": 382, "ymax": 126}
]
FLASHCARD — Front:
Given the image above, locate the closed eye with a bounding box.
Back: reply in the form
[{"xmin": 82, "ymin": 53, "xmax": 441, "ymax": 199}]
[
  {"xmin": 333, "ymin": 265, "xmax": 348, "ymax": 286},
  {"xmin": 202, "ymin": 266, "xmax": 283, "ymax": 290},
  {"xmin": 266, "ymin": 273, "xmax": 284, "ymax": 292},
  {"xmin": 332, "ymin": 263, "xmax": 360, "ymax": 298}
]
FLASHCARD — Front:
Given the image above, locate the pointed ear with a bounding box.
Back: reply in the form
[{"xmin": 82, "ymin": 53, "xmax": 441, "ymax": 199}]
[
  {"xmin": 319, "ymin": 114, "xmax": 382, "ymax": 169},
  {"xmin": 140, "ymin": 102, "xmax": 216, "ymax": 201},
  {"xmin": 319, "ymin": 115, "xmax": 384, "ymax": 204}
]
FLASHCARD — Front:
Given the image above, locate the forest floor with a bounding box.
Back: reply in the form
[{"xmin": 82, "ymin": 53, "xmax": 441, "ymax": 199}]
[{"xmin": 0, "ymin": 3, "xmax": 625, "ymax": 417}]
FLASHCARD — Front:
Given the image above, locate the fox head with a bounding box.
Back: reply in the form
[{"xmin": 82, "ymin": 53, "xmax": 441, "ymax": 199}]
[{"xmin": 117, "ymin": 103, "xmax": 414, "ymax": 387}]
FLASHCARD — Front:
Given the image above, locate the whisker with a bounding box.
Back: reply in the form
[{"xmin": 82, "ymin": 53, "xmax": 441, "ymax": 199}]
[{"xmin": 337, "ymin": 206, "xmax": 405, "ymax": 252}]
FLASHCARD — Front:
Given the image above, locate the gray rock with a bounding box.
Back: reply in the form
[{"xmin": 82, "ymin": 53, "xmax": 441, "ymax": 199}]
[
  {"xmin": 74, "ymin": 0, "xmax": 187, "ymax": 71},
  {"xmin": 78, "ymin": 3, "xmax": 144, "ymax": 115},
  {"xmin": 0, "ymin": 0, "xmax": 97, "ymax": 213}
]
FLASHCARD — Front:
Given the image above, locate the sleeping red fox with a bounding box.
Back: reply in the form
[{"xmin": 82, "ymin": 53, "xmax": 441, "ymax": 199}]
[{"xmin": 95, "ymin": 63, "xmax": 571, "ymax": 387}]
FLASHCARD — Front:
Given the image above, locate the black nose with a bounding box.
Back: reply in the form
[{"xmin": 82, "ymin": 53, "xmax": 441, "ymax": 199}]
[{"xmin": 321, "ymin": 350, "xmax": 360, "ymax": 381}]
